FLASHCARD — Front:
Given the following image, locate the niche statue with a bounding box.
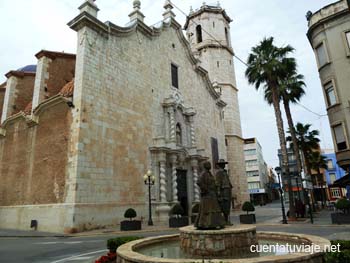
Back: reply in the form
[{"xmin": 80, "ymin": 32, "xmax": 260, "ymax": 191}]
[{"xmin": 194, "ymin": 161, "xmax": 225, "ymax": 229}]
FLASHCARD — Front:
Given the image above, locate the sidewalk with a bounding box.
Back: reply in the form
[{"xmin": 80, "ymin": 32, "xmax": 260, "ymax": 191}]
[
  {"xmin": 0, "ymin": 223, "xmax": 174, "ymax": 238},
  {"xmin": 1, "ymin": 202, "xmax": 348, "ymax": 237}
]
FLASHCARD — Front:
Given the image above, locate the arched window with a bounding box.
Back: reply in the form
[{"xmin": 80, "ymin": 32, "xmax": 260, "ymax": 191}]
[
  {"xmin": 225, "ymin": 27, "xmax": 230, "ymax": 46},
  {"xmin": 176, "ymin": 123, "xmax": 182, "ymax": 145},
  {"xmin": 196, "ymin": 25, "xmax": 202, "ymax": 43}
]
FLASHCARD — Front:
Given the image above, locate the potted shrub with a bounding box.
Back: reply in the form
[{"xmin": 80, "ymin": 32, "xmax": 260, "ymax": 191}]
[
  {"xmin": 191, "ymin": 203, "xmax": 200, "ymax": 224},
  {"xmin": 239, "ymin": 201, "xmax": 256, "ymax": 224},
  {"xmin": 120, "ymin": 208, "xmax": 142, "ymax": 231},
  {"xmin": 96, "ymin": 236, "xmax": 141, "ymax": 263},
  {"xmin": 331, "ymin": 198, "xmax": 350, "ymax": 224},
  {"xmin": 169, "ymin": 203, "xmax": 189, "ymax": 228}
]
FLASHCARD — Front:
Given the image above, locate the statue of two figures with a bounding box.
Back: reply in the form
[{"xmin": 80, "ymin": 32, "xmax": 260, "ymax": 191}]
[{"xmin": 194, "ymin": 159, "xmax": 233, "ymax": 230}]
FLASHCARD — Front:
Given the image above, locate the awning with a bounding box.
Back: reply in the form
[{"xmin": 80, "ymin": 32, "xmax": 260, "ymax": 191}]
[{"xmin": 332, "ymin": 173, "xmax": 350, "ymax": 187}]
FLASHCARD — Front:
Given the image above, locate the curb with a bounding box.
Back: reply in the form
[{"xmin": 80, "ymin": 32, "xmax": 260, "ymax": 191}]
[{"xmin": 0, "ymin": 227, "xmax": 177, "ymax": 238}]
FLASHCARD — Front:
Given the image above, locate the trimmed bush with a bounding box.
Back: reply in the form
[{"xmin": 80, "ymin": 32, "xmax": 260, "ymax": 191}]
[
  {"xmin": 335, "ymin": 199, "xmax": 350, "ymax": 214},
  {"xmin": 242, "ymin": 201, "xmax": 255, "ymax": 215},
  {"xmin": 107, "ymin": 236, "xmax": 141, "ymax": 252},
  {"xmin": 124, "ymin": 208, "xmax": 137, "ymax": 220},
  {"xmin": 169, "ymin": 203, "xmax": 185, "ymax": 216},
  {"xmin": 325, "ymin": 240, "xmax": 350, "ymax": 263},
  {"xmin": 192, "ymin": 203, "xmax": 199, "ymax": 214}
]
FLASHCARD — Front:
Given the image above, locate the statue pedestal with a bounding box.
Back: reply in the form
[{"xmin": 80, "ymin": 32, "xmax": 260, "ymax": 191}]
[{"xmin": 179, "ymin": 225, "xmax": 257, "ymax": 258}]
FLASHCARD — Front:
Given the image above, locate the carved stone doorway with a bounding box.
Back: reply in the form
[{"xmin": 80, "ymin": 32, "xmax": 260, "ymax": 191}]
[{"xmin": 176, "ymin": 169, "xmax": 188, "ymax": 216}]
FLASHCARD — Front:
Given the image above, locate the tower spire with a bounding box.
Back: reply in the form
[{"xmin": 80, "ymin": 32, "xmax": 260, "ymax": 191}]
[
  {"xmin": 129, "ymin": 0, "xmax": 145, "ymax": 22},
  {"xmin": 78, "ymin": 0, "xmax": 99, "ymax": 18},
  {"xmin": 163, "ymin": 0, "xmax": 176, "ymax": 20}
]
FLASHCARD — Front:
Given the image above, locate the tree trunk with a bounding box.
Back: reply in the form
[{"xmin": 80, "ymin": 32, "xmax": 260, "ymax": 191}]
[
  {"xmin": 272, "ymin": 88, "xmax": 296, "ymax": 219},
  {"xmin": 283, "ymin": 99, "xmax": 302, "ymax": 175}
]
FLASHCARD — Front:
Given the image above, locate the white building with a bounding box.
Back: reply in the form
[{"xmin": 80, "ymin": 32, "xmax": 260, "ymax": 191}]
[{"xmin": 244, "ymin": 138, "xmax": 269, "ymax": 204}]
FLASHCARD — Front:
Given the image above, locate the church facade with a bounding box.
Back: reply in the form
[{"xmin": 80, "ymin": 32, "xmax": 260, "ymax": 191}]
[{"xmin": 0, "ymin": 0, "xmax": 248, "ymax": 233}]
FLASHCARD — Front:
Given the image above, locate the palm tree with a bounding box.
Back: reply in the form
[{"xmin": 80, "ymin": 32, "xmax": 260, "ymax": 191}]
[
  {"xmin": 245, "ymin": 37, "xmax": 296, "ymax": 218},
  {"xmin": 265, "ymin": 61, "xmax": 306, "ymax": 182},
  {"xmin": 288, "ymin": 122, "xmax": 320, "ymax": 175},
  {"xmin": 288, "ymin": 123, "xmax": 320, "ymax": 212},
  {"xmin": 308, "ymin": 151, "xmax": 328, "ymax": 208}
]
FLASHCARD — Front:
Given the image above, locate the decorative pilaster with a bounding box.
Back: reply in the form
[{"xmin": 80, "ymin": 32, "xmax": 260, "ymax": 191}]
[
  {"xmin": 170, "ymin": 154, "xmax": 178, "ymax": 202},
  {"xmin": 169, "ymin": 108, "xmax": 176, "ymax": 142},
  {"xmin": 189, "ymin": 116, "xmax": 196, "ymax": 147},
  {"xmin": 191, "ymin": 159, "xmax": 200, "ymax": 202},
  {"xmin": 159, "ymin": 159, "xmax": 167, "ymax": 202}
]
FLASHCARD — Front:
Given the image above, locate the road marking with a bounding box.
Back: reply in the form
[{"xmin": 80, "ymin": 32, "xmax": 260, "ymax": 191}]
[
  {"xmin": 49, "ymin": 249, "xmax": 107, "ymax": 263},
  {"xmin": 35, "ymin": 242, "xmax": 59, "ymax": 245},
  {"xmin": 35, "ymin": 240, "xmax": 103, "ymax": 245},
  {"xmin": 65, "ymin": 256, "xmax": 93, "ymax": 261}
]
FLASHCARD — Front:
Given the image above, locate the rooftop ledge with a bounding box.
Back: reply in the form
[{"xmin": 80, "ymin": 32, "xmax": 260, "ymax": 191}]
[{"xmin": 308, "ymin": 0, "xmax": 349, "ymax": 29}]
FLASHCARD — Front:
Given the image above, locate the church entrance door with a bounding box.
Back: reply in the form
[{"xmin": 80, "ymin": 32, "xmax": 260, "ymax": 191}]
[{"xmin": 176, "ymin": 169, "xmax": 188, "ymax": 216}]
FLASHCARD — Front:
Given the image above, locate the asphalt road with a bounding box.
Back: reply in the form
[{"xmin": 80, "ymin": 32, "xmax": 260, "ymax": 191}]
[
  {"xmin": 0, "ymin": 230, "xmax": 178, "ymax": 263},
  {"xmin": 1, "ymin": 225, "xmax": 350, "ymax": 263},
  {"xmin": 1, "ymin": 201, "xmax": 348, "ymax": 263}
]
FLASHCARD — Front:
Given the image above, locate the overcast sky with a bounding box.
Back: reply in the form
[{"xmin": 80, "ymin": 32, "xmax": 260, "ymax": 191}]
[{"xmin": 0, "ymin": 0, "xmax": 336, "ymax": 168}]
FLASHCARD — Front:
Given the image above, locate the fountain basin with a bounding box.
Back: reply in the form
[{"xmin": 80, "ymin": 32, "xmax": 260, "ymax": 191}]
[
  {"xmin": 180, "ymin": 225, "xmax": 257, "ymax": 258},
  {"xmin": 116, "ymin": 230, "xmax": 330, "ymax": 263}
]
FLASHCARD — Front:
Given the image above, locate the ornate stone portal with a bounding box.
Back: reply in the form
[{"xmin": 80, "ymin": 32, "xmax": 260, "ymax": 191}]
[{"xmin": 150, "ymin": 89, "xmax": 207, "ymax": 221}]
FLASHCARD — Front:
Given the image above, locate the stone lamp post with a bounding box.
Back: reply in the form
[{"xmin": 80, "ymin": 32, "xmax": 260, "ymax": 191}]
[{"xmin": 144, "ymin": 170, "xmax": 155, "ymax": 226}]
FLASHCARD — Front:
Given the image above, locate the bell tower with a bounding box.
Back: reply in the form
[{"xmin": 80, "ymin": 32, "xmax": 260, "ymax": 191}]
[{"xmin": 185, "ymin": 3, "xmax": 249, "ymax": 207}]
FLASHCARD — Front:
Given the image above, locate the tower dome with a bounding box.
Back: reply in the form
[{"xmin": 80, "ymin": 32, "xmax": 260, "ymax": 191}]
[{"xmin": 17, "ymin": 65, "xmax": 37, "ymax": 72}]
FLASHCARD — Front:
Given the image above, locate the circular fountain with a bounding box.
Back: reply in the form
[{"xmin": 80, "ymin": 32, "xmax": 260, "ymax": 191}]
[
  {"xmin": 179, "ymin": 225, "xmax": 257, "ymax": 258},
  {"xmin": 116, "ymin": 226, "xmax": 330, "ymax": 263}
]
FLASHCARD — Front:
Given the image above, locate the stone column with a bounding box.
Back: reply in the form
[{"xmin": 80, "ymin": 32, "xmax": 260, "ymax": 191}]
[
  {"xmin": 1, "ymin": 76, "xmax": 18, "ymax": 123},
  {"xmin": 159, "ymin": 159, "xmax": 167, "ymax": 203},
  {"xmin": 170, "ymin": 154, "xmax": 178, "ymax": 202},
  {"xmin": 189, "ymin": 115, "xmax": 196, "ymax": 147},
  {"xmin": 169, "ymin": 108, "xmax": 176, "ymax": 142},
  {"xmin": 31, "ymin": 55, "xmax": 51, "ymax": 110},
  {"xmin": 191, "ymin": 159, "xmax": 200, "ymax": 202}
]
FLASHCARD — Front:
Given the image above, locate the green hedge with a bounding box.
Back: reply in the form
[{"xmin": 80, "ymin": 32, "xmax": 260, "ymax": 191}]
[
  {"xmin": 107, "ymin": 236, "xmax": 141, "ymax": 251},
  {"xmin": 325, "ymin": 240, "xmax": 350, "ymax": 263}
]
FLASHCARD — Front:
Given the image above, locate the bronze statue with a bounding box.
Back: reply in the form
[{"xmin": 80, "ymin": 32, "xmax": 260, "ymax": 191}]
[
  {"xmin": 215, "ymin": 159, "xmax": 233, "ymax": 225},
  {"xmin": 194, "ymin": 161, "xmax": 225, "ymax": 229}
]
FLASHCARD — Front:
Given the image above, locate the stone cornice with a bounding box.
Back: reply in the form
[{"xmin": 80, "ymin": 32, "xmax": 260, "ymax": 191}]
[
  {"xmin": 5, "ymin": 71, "xmax": 35, "ymax": 79},
  {"xmin": 184, "ymin": 6, "xmax": 232, "ymax": 30},
  {"xmin": 35, "ymin": 50, "xmax": 76, "ymax": 60},
  {"xmin": 68, "ymin": 12, "xmax": 221, "ymax": 107},
  {"xmin": 0, "ymin": 111, "xmax": 28, "ymax": 130},
  {"xmin": 32, "ymin": 94, "xmax": 70, "ymax": 117},
  {"xmin": 0, "ymin": 95, "xmax": 71, "ymax": 137},
  {"xmin": 219, "ymin": 82, "xmax": 238, "ymax": 92},
  {"xmin": 68, "ymin": 11, "xmax": 109, "ymax": 36},
  {"xmin": 225, "ymin": 134, "xmax": 244, "ymax": 141},
  {"xmin": 307, "ymin": 0, "xmax": 349, "ymax": 41},
  {"xmin": 197, "ymin": 43, "xmax": 234, "ymax": 56}
]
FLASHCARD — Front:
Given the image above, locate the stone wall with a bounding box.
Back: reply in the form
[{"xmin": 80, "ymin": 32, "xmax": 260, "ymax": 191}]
[
  {"xmin": 0, "ymin": 101, "xmax": 71, "ymax": 205},
  {"xmin": 0, "ymin": 83, "xmax": 5, "ymax": 117},
  {"xmin": 66, "ymin": 15, "xmax": 227, "ymax": 230},
  {"xmin": 44, "ymin": 56, "xmax": 75, "ymax": 98},
  {"xmin": 12, "ymin": 74, "xmax": 35, "ymax": 114}
]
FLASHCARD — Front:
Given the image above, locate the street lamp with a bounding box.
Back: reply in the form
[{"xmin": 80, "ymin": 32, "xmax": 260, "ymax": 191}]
[
  {"xmin": 294, "ymin": 175, "xmax": 302, "ymax": 202},
  {"xmin": 301, "ymin": 178, "xmax": 314, "ymax": 224},
  {"xmin": 275, "ymin": 167, "xmax": 288, "ymax": 224},
  {"xmin": 143, "ymin": 170, "xmax": 155, "ymax": 226}
]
